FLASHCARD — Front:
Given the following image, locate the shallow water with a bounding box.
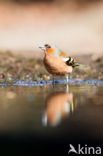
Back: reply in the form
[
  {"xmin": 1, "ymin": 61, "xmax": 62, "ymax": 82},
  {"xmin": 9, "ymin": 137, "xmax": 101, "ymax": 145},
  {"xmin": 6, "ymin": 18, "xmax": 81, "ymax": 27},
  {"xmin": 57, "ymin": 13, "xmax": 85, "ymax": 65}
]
[{"xmin": 0, "ymin": 84, "xmax": 103, "ymax": 155}]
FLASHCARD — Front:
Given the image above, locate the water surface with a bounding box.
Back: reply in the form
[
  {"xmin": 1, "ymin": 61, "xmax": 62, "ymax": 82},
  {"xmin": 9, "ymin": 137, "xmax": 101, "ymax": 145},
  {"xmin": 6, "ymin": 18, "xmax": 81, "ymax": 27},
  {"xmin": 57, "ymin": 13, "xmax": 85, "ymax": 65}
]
[{"xmin": 0, "ymin": 84, "xmax": 103, "ymax": 155}]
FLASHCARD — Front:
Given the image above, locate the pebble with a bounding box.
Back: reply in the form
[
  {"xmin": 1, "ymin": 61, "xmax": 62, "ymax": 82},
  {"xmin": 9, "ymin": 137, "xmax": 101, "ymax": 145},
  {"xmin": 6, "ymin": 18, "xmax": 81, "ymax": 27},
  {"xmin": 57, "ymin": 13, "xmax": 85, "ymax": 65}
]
[{"xmin": 0, "ymin": 73, "xmax": 5, "ymax": 79}]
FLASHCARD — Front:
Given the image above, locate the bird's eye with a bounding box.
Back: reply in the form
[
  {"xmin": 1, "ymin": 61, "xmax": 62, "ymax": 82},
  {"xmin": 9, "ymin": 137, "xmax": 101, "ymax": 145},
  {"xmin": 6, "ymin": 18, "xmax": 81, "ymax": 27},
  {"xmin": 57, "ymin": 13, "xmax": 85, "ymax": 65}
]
[{"xmin": 45, "ymin": 44, "xmax": 51, "ymax": 48}]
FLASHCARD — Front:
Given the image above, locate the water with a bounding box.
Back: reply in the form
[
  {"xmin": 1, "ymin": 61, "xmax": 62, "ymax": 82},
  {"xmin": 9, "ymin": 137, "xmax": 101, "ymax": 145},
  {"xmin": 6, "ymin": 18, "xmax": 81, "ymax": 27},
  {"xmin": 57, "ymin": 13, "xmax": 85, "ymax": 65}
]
[
  {"xmin": 0, "ymin": 79, "xmax": 103, "ymax": 86},
  {"xmin": 0, "ymin": 84, "xmax": 103, "ymax": 155}
]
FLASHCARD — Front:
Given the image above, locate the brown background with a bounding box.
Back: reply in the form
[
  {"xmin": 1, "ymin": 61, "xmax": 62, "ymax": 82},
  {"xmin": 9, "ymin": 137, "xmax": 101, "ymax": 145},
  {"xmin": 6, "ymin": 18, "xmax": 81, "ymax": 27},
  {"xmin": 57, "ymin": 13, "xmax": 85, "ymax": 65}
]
[{"xmin": 0, "ymin": 0, "xmax": 103, "ymax": 56}]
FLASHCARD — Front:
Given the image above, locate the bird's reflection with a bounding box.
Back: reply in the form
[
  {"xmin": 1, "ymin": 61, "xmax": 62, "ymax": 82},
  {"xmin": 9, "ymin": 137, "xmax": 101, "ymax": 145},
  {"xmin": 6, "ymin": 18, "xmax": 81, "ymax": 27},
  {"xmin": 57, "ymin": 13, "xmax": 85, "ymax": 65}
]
[{"xmin": 42, "ymin": 89, "xmax": 75, "ymax": 127}]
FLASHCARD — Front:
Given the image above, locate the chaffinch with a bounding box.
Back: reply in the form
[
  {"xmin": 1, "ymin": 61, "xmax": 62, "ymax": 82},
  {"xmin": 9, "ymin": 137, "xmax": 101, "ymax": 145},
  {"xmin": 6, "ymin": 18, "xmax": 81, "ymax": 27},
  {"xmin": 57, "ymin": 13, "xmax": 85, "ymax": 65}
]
[{"xmin": 39, "ymin": 44, "xmax": 80, "ymax": 83}]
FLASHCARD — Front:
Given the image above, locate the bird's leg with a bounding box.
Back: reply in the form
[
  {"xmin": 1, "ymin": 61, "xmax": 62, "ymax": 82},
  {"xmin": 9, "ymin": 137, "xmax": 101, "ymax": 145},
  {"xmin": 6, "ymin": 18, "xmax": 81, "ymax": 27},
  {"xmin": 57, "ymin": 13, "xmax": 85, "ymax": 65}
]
[
  {"xmin": 52, "ymin": 75, "xmax": 55, "ymax": 86},
  {"xmin": 65, "ymin": 75, "xmax": 69, "ymax": 93},
  {"xmin": 66, "ymin": 75, "xmax": 69, "ymax": 84}
]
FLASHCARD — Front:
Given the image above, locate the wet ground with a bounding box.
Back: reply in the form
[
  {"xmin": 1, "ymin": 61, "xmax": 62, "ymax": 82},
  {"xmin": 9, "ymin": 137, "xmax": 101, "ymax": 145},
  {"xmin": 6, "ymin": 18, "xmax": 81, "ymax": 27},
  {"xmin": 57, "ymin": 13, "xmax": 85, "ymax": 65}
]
[
  {"xmin": 0, "ymin": 84, "xmax": 103, "ymax": 155},
  {"xmin": 0, "ymin": 52, "xmax": 102, "ymax": 81}
]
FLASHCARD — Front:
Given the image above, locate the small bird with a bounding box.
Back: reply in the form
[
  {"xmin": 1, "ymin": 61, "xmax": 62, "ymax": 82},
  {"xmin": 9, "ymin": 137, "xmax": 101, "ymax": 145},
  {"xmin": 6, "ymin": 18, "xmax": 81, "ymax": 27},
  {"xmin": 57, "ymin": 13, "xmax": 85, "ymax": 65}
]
[{"xmin": 39, "ymin": 44, "xmax": 80, "ymax": 83}]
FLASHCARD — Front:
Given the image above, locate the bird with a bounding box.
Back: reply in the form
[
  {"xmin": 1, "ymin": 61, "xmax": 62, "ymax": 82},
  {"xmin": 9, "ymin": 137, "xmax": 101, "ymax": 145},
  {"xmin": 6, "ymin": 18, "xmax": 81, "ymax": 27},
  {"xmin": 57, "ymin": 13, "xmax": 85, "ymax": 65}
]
[{"xmin": 39, "ymin": 44, "xmax": 80, "ymax": 83}]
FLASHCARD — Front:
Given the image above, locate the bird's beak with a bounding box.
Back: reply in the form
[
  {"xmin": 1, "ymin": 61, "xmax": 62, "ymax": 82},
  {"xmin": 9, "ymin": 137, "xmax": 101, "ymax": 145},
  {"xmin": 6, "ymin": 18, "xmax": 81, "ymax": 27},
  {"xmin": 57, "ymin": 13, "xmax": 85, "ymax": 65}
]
[{"xmin": 39, "ymin": 46, "xmax": 46, "ymax": 51}]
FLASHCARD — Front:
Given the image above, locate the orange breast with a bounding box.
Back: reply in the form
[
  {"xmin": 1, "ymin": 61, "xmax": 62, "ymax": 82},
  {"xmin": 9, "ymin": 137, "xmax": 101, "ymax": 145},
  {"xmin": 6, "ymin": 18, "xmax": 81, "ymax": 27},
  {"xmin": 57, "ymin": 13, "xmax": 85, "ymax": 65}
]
[{"xmin": 43, "ymin": 54, "xmax": 73, "ymax": 75}]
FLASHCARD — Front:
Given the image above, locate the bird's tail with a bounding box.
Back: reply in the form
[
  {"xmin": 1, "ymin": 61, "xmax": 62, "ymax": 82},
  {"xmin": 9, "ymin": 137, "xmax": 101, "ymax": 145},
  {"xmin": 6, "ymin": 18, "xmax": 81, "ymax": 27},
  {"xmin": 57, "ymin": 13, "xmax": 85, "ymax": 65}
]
[
  {"xmin": 73, "ymin": 63, "xmax": 89, "ymax": 68},
  {"xmin": 66, "ymin": 57, "xmax": 89, "ymax": 69}
]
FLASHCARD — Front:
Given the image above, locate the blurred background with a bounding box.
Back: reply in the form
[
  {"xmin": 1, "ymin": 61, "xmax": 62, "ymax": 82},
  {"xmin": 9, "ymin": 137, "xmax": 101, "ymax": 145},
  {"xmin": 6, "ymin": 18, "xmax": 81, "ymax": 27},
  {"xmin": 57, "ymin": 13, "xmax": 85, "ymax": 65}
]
[{"xmin": 0, "ymin": 0, "xmax": 103, "ymax": 57}]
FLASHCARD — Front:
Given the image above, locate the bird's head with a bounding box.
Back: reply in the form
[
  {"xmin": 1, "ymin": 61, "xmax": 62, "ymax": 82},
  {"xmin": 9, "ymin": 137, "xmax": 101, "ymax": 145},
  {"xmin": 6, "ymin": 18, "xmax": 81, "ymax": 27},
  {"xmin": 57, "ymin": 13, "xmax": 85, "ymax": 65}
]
[{"xmin": 39, "ymin": 44, "xmax": 56, "ymax": 55}]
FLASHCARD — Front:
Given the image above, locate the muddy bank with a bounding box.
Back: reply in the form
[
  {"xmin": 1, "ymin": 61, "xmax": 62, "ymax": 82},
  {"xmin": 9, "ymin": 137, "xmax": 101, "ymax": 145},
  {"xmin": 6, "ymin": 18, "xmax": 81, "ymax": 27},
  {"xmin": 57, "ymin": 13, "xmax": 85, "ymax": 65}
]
[{"xmin": 0, "ymin": 52, "xmax": 102, "ymax": 82}]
